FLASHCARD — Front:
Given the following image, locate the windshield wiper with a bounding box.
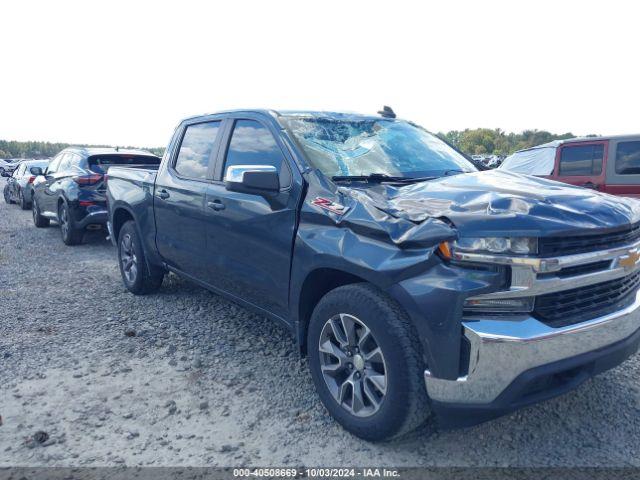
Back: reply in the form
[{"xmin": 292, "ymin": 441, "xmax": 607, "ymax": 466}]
[
  {"xmin": 443, "ymin": 169, "xmax": 470, "ymax": 176},
  {"xmin": 331, "ymin": 173, "xmax": 436, "ymax": 184}
]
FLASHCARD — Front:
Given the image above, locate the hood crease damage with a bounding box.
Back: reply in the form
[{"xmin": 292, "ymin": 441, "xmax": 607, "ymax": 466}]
[{"xmin": 308, "ymin": 170, "xmax": 640, "ymax": 249}]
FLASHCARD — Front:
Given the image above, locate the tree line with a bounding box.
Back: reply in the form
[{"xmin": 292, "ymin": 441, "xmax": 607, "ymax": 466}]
[
  {"xmin": 0, "ymin": 140, "xmax": 164, "ymax": 159},
  {"xmin": 1, "ymin": 128, "xmax": 596, "ymax": 160},
  {"xmin": 436, "ymin": 128, "xmax": 594, "ymax": 156}
]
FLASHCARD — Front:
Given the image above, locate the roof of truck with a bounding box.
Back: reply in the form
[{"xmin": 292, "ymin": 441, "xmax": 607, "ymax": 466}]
[{"xmin": 183, "ymin": 109, "xmax": 394, "ymax": 122}]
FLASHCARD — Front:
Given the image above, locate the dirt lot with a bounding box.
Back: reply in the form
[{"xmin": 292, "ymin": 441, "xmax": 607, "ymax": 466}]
[{"xmin": 1, "ymin": 198, "xmax": 640, "ymax": 468}]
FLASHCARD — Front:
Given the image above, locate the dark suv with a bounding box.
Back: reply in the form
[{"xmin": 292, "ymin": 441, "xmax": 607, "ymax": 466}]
[{"xmin": 31, "ymin": 147, "xmax": 160, "ymax": 245}]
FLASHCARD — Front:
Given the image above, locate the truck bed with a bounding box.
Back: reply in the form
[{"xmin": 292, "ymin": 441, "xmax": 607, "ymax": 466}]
[
  {"xmin": 107, "ymin": 165, "xmax": 158, "ymax": 190},
  {"xmin": 106, "ymin": 165, "xmax": 160, "ymax": 244}
]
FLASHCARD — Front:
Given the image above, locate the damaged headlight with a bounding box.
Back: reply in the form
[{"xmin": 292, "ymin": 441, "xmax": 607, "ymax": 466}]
[{"xmin": 440, "ymin": 237, "xmax": 538, "ymax": 257}]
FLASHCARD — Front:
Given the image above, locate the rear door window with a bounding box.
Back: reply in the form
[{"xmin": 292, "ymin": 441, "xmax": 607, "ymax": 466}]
[
  {"xmin": 559, "ymin": 144, "xmax": 604, "ymax": 176},
  {"xmin": 615, "ymin": 141, "xmax": 640, "ymax": 175},
  {"xmin": 173, "ymin": 121, "xmax": 222, "ymax": 180}
]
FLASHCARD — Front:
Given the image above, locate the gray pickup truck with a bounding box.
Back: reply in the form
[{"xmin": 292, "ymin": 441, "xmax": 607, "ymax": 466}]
[{"xmin": 106, "ymin": 109, "xmax": 640, "ymax": 440}]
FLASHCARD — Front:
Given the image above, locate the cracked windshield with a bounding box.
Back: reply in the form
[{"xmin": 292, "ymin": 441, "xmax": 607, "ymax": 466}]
[{"xmin": 282, "ymin": 116, "xmax": 476, "ymax": 179}]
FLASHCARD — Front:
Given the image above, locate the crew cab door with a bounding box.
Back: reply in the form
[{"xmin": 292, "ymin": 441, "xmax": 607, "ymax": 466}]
[
  {"xmin": 154, "ymin": 120, "xmax": 223, "ymax": 278},
  {"xmin": 552, "ymin": 141, "xmax": 608, "ymax": 191},
  {"xmin": 203, "ymin": 117, "xmax": 300, "ymax": 319}
]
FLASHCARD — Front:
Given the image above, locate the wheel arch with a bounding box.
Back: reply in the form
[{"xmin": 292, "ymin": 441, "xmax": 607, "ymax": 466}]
[
  {"xmin": 296, "ymin": 267, "xmax": 369, "ymax": 355},
  {"xmin": 111, "ymin": 204, "xmax": 164, "ymax": 277},
  {"xmin": 56, "ymin": 195, "xmax": 67, "ymax": 210},
  {"xmin": 111, "ymin": 206, "xmax": 136, "ymax": 243}
]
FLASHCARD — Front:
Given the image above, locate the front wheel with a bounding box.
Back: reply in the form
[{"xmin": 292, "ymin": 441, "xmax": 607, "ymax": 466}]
[
  {"xmin": 307, "ymin": 283, "xmax": 431, "ymax": 441},
  {"xmin": 118, "ymin": 220, "xmax": 164, "ymax": 295}
]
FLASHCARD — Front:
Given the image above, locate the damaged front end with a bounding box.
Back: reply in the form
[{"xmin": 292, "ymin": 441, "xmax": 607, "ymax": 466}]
[{"xmin": 282, "ymin": 112, "xmax": 640, "ymax": 425}]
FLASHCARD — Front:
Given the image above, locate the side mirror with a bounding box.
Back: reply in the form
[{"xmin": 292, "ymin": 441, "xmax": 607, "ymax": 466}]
[
  {"xmin": 30, "ymin": 166, "xmax": 44, "ymax": 176},
  {"xmin": 224, "ymin": 165, "xmax": 279, "ymax": 194}
]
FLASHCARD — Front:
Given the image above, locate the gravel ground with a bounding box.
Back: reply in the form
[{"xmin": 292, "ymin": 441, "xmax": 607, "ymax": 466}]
[{"xmin": 1, "ymin": 198, "xmax": 640, "ymax": 468}]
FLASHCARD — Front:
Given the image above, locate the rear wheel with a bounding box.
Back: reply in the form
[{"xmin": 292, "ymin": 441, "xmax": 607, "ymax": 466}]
[
  {"xmin": 32, "ymin": 197, "xmax": 50, "ymax": 227},
  {"xmin": 19, "ymin": 188, "xmax": 29, "ymax": 210},
  {"xmin": 118, "ymin": 220, "xmax": 164, "ymax": 295},
  {"xmin": 307, "ymin": 283, "xmax": 431, "ymax": 441},
  {"xmin": 58, "ymin": 202, "xmax": 84, "ymax": 245}
]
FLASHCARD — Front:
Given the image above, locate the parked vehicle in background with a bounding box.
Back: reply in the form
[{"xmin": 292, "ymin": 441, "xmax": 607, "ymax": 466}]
[
  {"xmin": 3, "ymin": 159, "xmax": 50, "ymax": 209},
  {"xmin": 0, "ymin": 159, "xmax": 21, "ymax": 177},
  {"xmin": 500, "ymin": 135, "xmax": 640, "ymax": 197},
  {"xmin": 469, "ymin": 154, "xmax": 504, "ymax": 169},
  {"xmin": 31, "ymin": 147, "xmax": 160, "ymax": 245},
  {"xmin": 107, "ymin": 109, "xmax": 640, "ymax": 441}
]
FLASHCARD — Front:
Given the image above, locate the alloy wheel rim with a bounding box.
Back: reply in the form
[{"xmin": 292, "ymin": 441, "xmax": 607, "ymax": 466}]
[
  {"xmin": 120, "ymin": 233, "xmax": 138, "ymax": 283},
  {"xmin": 318, "ymin": 313, "xmax": 387, "ymax": 418},
  {"xmin": 60, "ymin": 206, "xmax": 68, "ymax": 237}
]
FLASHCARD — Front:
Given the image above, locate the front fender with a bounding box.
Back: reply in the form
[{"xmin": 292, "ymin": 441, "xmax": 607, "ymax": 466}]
[{"xmin": 290, "ymin": 218, "xmax": 504, "ymax": 381}]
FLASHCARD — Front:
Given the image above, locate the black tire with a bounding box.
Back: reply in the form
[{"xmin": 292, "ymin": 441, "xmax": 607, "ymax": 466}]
[
  {"xmin": 4, "ymin": 184, "xmax": 14, "ymax": 204},
  {"xmin": 307, "ymin": 283, "xmax": 431, "ymax": 441},
  {"xmin": 118, "ymin": 220, "xmax": 164, "ymax": 295},
  {"xmin": 19, "ymin": 188, "xmax": 29, "ymax": 210},
  {"xmin": 32, "ymin": 197, "xmax": 50, "ymax": 227},
  {"xmin": 58, "ymin": 202, "xmax": 84, "ymax": 245}
]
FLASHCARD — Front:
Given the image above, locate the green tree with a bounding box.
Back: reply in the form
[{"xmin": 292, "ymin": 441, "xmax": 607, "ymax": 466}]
[{"xmin": 436, "ymin": 128, "xmax": 581, "ymax": 156}]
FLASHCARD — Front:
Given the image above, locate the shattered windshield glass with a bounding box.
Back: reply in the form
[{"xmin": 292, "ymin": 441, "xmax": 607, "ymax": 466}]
[{"xmin": 281, "ymin": 116, "xmax": 476, "ymax": 179}]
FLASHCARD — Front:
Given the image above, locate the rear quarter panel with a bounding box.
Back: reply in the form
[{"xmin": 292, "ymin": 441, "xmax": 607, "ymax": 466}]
[{"xmin": 107, "ymin": 167, "xmax": 162, "ymax": 265}]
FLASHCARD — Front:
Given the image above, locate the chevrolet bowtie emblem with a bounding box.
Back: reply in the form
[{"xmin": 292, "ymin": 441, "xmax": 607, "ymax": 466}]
[{"xmin": 619, "ymin": 249, "xmax": 640, "ymax": 270}]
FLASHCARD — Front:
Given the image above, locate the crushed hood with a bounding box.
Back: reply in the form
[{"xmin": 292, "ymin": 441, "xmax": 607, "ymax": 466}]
[{"xmin": 314, "ymin": 170, "xmax": 640, "ymax": 248}]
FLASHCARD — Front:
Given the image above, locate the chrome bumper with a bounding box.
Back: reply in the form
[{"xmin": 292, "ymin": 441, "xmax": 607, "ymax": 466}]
[
  {"xmin": 427, "ymin": 238, "xmax": 640, "ymax": 405},
  {"xmin": 425, "ymin": 288, "xmax": 640, "ymax": 404}
]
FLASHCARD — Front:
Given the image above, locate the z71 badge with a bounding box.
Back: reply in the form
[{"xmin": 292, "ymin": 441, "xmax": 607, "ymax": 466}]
[{"xmin": 312, "ymin": 197, "xmax": 348, "ymax": 215}]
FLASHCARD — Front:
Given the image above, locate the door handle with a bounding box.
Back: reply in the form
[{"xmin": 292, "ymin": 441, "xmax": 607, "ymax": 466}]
[
  {"xmin": 207, "ymin": 200, "xmax": 225, "ymax": 211},
  {"xmin": 581, "ymin": 182, "xmax": 599, "ymax": 190},
  {"xmin": 157, "ymin": 189, "xmax": 170, "ymax": 199}
]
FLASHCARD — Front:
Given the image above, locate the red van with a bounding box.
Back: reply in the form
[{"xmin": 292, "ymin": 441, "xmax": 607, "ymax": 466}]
[{"xmin": 499, "ymin": 135, "xmax": 640, "ymax": 197}]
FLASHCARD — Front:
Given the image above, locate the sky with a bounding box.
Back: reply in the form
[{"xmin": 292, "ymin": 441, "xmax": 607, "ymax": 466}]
[{"xmin": 1, "ymin": 0, "xmax": 638, "ymax": 147}]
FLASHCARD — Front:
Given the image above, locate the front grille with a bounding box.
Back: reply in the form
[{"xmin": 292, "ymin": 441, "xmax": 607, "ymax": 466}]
[
  {"xmin": 538, "ymin": 260, "xmax": 612, "ymax": 279},
  {"xmin": 539, "ymin": 224, "xmax": 640, "ymax": 257},
  {"xmin": 534, "ymin": 271, "xmax": 640, "ymax": 327}
]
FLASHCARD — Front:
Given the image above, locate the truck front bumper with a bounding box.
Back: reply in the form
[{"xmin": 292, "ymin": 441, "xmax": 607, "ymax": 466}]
[{"xmin": 426, "ymin": 289, "xmax": 640, "ymax": 427}]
